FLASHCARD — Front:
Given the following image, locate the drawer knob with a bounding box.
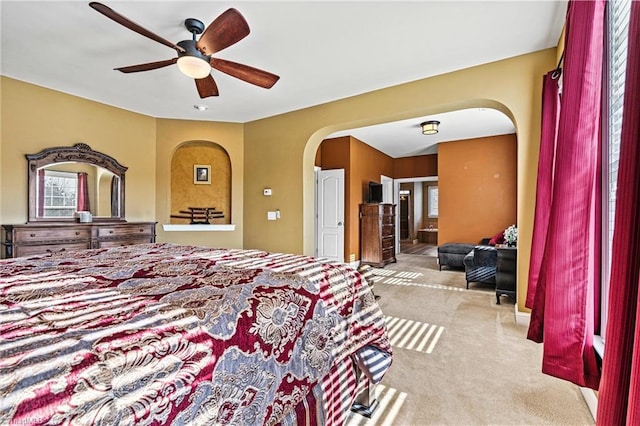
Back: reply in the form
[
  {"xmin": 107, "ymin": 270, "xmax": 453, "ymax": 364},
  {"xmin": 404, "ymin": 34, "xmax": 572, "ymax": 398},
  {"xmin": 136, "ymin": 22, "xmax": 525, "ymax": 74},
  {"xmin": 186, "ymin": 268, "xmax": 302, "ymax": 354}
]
[
  {"xmin": 109, "ymin": 230, "xmax": 114, "ymax": 234},
  {"xmin": 45, "ymin": 248, "xmax": 66, "ymax": 254},
  {"xmin": 75, "ymin": 231, "xmax": 80, "ymax": 235},
  {"xmin": 30, "ymin": 233, "xmax": 36, "ymax": 237}
]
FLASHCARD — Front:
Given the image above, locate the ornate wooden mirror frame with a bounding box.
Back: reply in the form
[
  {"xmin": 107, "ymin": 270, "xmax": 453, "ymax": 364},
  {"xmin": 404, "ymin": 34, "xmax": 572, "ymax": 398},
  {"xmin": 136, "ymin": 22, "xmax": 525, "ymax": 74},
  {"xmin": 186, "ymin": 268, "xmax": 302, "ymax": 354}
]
[{"xmin": 27, "ymin": 143, "xmax": 127, "ymax": 222}]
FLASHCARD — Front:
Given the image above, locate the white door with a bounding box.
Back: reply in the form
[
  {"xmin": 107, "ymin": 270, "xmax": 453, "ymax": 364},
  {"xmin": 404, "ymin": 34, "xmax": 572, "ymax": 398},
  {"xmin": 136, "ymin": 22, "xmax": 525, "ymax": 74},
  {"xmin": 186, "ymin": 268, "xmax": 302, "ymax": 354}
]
[
  {"xmin": 381, "ymin": 175, "xmax": 393, "ymax": 203},
  {"xmin": 316, "ymin": 169, "xmax": 345, "ymax": 262}
]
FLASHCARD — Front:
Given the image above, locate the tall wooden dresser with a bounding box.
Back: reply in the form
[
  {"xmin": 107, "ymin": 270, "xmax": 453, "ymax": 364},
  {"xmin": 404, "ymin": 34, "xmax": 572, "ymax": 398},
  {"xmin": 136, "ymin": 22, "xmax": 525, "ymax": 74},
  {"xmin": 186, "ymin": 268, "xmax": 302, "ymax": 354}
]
[{"xmin": 360, "ymin": 203, "xmax": 396, "ymax": 267}]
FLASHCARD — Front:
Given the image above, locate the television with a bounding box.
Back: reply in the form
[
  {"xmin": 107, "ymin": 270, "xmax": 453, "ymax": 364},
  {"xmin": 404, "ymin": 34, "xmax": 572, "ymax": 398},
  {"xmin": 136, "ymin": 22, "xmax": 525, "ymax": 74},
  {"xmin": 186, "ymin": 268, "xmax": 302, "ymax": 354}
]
[{"xmin": 368, "ymin": 181, "xmax": 384, "ymax": 203}]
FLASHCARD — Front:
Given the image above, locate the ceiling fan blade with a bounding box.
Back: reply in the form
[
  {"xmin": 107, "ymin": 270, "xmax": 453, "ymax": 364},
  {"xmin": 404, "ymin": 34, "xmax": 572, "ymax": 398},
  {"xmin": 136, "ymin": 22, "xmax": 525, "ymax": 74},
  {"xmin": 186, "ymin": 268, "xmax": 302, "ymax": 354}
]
[
  {"xmin": 210, "ymin": 58, "xmax": 280, "ymax": 89},
  {"xmin": 195, "ymin": 75, "xmax": 220, "ymax": 98},
  {"xmin": 115, "ymin": 58, "xmax": 177, "ymax": 73},
  {"xmin": 89, "ymin": 2, "xmax": 185, "ymax": 53},
  {"xmin": 196, "ymin": 8, "xmax": 250, "ymax": 55}
]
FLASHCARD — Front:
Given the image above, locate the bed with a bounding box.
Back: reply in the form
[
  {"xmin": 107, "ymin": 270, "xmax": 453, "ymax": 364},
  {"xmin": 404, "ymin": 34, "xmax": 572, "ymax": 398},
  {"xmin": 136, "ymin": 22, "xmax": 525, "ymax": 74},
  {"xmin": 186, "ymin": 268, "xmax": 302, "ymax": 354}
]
[{"xmin": 0, "ymin": 243, "xmax": 392, "ymax": 425}]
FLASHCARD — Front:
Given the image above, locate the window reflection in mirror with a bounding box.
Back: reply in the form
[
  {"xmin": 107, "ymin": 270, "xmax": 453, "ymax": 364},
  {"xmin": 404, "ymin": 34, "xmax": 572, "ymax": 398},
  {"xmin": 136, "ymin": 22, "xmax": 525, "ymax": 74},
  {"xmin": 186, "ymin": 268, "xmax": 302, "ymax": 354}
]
[
  {"xmin": 41, "ymin": 170, "xmax": 78, "ymax": 217},
  {"xmin": 37, "ymin": 164, "xmax": 118, "ymax": 218}
]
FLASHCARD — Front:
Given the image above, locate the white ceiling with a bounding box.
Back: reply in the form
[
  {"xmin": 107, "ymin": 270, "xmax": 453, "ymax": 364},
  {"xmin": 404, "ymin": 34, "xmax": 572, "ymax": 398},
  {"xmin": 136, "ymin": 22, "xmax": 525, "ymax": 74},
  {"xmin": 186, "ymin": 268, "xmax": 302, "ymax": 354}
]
[
  {"xmin": 1, "ymin": 1, "xmax": 567, "ymax": 157},
  {"xmin": 329, "ymin": 107, "xmax": 517, "ymax": 157}
]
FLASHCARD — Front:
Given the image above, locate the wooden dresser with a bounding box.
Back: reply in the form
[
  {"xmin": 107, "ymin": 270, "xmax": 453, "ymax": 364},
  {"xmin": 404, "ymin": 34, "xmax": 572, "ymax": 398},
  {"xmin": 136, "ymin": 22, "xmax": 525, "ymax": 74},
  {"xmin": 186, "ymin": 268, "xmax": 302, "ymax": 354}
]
[
  {"xmin": 2, "ymin": 222, "xmax": 156, "ymax": 258},
  {"xmin": 360, "ymin": 203, "xmax": 396, "ymax": 267}
]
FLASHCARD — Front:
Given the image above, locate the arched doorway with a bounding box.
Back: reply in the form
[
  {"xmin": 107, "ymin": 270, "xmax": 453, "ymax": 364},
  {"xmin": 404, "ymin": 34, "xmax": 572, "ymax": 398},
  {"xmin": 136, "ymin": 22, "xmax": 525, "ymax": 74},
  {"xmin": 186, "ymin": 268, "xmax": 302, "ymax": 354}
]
[{"xmin": 303, "ymin": 105, "xmax": 518, "ymax": 262}]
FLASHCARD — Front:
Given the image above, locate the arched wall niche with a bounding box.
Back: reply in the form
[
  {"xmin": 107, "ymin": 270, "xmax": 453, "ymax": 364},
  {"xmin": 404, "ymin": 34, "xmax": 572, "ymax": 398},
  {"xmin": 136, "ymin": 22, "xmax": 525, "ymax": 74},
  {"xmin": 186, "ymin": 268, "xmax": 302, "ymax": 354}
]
[{"xmin": 170, "ymin": 140, "xmax": 231, "ymax": 224}]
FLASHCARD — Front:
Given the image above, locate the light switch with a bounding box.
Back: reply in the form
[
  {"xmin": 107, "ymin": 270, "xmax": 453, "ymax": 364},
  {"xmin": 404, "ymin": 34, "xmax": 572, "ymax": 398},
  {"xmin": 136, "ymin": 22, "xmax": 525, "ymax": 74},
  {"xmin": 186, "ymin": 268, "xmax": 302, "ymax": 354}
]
[
  {"xmin": 263, "ymin": 188, "xmax": 272, "ymax": 196},
  {"xmin": 267, "ymin": 211, "xmax": 277, "ymax": 220}
]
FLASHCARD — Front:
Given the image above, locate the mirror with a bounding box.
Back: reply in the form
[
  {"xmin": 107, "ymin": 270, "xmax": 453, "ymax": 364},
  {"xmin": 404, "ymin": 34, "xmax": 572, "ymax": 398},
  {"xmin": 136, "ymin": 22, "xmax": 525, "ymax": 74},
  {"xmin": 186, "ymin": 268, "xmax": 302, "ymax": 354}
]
[{"xmin": 27, "ymin": 143, "xmax": 127, "ymax": 222}]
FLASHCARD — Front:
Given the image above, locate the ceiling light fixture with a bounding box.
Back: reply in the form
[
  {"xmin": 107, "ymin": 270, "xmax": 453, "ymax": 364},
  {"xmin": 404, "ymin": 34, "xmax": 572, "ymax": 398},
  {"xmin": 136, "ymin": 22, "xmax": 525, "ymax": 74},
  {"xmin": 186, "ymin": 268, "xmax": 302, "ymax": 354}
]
[
  {"xmin": 177, "ymin": 56, "xmax": 211, "ymax": 79},
  {"xmin": 193, "ymin": 104, "xmax": 208, "ymax": 111},
  {"xmin": 176, "ymin": 37, "xmax": 211, "ymax": 79},
  {"xmin": 421, "ymin": 120, "xmax": 440, "ymax": 135}
]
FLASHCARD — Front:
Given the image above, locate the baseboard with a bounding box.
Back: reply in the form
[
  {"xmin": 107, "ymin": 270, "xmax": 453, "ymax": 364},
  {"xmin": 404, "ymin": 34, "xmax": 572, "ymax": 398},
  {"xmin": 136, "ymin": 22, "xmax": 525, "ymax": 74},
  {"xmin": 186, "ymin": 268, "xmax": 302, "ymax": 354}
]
[
  {"xmin": 515, "ymin": 307, "xmax": 530, "ymax": 326},
  {"xmin": 580, "ymin": 387, "xmax": 598, "ymax": 421}
]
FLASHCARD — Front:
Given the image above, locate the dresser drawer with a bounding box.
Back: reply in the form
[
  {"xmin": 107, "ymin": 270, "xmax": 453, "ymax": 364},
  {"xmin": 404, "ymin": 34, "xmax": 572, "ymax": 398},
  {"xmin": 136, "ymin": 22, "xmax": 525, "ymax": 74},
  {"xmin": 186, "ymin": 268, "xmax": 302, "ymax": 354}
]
[
  {"xmin": 14, "ymin": 227, "xmax": 90, "ymax": 243},
  {"xmin": 382, "ymin": 248, "xmax": 395, "ymax": 261},
  {"xmin": 14, "ymin": 242, "xmax": 91, "ymax": 258},
  {"xmin": 382, "ymin": 236, "xmax": 394, "ymax": 249},
  {"xmin": 382, "ymin": 224, "xmax": 395, "ymax": 236},
  {"xmin": 97, "ymin": 225, "xmax": 153, "ymax": 238},
  {"xmin": 97, "ymin": 237, "xmax": 153, "ymax": 248},
  {"xmin": 381, "ymin": 215, "xmax": 395, "ymax": 226}
]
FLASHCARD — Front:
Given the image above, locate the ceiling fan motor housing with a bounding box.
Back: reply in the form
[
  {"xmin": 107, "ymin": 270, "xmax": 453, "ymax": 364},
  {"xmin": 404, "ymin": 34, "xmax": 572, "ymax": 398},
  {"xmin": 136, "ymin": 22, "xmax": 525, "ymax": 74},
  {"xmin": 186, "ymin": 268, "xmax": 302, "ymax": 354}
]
[{"xmin": 177, "ymin": 39, "xmax": 209, "ymax": 61}]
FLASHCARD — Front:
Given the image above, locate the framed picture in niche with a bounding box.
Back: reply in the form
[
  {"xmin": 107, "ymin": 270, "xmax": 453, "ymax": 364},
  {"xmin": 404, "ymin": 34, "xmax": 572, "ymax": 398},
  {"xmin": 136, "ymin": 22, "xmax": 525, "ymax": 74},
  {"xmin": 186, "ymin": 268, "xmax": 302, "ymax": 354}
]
[{"xmin": 194, "ymin": 165, "xmax": 211, "ymax": 185}]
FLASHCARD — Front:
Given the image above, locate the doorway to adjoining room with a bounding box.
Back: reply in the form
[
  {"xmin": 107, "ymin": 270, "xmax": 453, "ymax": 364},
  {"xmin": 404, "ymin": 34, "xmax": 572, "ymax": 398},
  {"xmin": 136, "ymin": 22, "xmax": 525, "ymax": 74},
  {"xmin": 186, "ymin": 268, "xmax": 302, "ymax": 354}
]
[{"xmin": 397, "ymin": 179, "xmax": 438, "ymax": 257}]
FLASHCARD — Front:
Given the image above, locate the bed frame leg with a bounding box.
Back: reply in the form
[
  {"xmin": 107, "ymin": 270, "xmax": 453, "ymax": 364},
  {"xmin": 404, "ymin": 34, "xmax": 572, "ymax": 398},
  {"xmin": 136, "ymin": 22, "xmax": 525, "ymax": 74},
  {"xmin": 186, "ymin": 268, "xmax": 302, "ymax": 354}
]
[{"xmin": 350, "ymin": 378, "xmax": 379, "ymax": 418}]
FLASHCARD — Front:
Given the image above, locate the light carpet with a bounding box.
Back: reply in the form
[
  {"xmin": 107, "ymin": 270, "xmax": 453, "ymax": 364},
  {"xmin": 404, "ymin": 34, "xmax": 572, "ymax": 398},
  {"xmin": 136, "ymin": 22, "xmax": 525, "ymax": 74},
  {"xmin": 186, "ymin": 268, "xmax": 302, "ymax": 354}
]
[{"xmin": 345, "ymin": 253, "xmax": 595, "ymax": 426}]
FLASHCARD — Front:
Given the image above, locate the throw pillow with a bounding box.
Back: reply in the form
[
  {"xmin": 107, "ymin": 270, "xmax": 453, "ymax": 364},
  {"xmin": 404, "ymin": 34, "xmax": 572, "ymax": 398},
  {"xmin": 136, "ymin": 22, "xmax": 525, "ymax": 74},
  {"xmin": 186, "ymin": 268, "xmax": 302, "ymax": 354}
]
[{"xmin": 489, "ymin": 230, "xmax": 505, "ymax": 246}]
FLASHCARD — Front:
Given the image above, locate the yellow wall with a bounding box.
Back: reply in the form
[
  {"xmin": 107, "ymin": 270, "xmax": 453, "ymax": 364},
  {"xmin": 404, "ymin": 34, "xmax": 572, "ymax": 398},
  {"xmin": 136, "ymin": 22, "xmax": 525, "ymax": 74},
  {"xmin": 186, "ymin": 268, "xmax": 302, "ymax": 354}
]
[
  {"xmin": 170, "ymin": 142, "xmax": 231, "ymax": 225},
  {"xmin": 2, "ymin": 47, "xmax": 556, "ymax": 315},
  {"xmin": 155, "ymin": 118, "xmax": 244, "ymax": 249},
  {"xmin": 0, "ymin": 77, "xmax": 244, "ymax": 250},
  {"xmin": 244, "ymin": 48, "xmax": 555, "ymax": 314},
  {"xmin": 0, "ymin": 77, "xmax": 156, "ymax": 224}
]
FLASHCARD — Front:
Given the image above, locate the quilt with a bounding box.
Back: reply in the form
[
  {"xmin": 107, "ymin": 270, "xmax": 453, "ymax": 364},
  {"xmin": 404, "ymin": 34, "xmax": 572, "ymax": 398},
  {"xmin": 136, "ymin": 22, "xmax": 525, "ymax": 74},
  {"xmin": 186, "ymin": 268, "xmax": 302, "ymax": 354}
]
[{"xmin": 0, "ymin": 243, "xmax": 391, "ymax": 425}]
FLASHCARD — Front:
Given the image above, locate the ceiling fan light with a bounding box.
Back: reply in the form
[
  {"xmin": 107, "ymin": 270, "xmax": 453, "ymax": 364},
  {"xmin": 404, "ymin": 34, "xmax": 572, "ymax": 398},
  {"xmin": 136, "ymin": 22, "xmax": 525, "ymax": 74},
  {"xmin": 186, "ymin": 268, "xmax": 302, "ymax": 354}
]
[
  {"xmin": 421, "ymin": 120, "xmax": 440, "ymax": 135},
  {"xmin": 177, "ymin": 56, "xmax": 211, "ymax": 79}
]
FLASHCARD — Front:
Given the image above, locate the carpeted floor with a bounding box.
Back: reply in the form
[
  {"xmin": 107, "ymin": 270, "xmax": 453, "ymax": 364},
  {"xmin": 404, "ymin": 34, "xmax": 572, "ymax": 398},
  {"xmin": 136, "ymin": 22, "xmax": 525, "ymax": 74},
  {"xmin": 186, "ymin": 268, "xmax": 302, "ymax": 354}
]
[{"xmin": 345, "ymin": 253, "xmax": 595, "ymax": 426}]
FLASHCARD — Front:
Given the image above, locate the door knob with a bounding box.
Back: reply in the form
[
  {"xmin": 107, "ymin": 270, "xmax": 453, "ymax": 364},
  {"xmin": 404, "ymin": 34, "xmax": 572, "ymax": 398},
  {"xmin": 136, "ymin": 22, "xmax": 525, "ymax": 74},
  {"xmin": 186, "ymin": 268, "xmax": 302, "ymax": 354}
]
[{"xmin": 338, "ymin": 222, "xmax": 343, "ymax": 226}]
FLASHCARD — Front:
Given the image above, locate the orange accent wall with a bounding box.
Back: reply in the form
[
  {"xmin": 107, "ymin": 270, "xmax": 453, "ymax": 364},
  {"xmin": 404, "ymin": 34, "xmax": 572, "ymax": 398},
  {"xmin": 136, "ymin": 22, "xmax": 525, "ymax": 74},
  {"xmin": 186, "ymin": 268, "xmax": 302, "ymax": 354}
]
[
  {"xmin": 394, "ymin": 155, "xmax": 438, "ymax": 178},
  {"xmin": 349, "ymin": 137, "xmax": 394, "ymax": 261},
  {"xmin": 318, "ymin": 136, "xmax": 393, "ymax": 262},
  {"xmin": 318, "ymin": 134, "xmax": 516, "ymax": 259},
  {"xmin": 438, "ymin": 134, "xmax": 517, "ymax": 245}
]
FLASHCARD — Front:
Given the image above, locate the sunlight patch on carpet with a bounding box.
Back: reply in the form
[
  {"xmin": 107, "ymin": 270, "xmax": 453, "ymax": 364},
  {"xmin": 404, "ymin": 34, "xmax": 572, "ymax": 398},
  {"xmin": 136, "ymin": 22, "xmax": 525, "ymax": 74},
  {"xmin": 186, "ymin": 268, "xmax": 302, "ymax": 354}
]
[
  {"xmin": 345, "ymin": 385, "xmax": 407, "ymax": 426},
  {"xmin": 368, "ymin": 268, "xmax": 466, "ymax": 291},
  {"xmin": 385, "ymin": 316, "xmax": 444, "ymax": 354},
  {"xmin": 368, "ymin": 269, "xmax": 422, "ymax": 286}
]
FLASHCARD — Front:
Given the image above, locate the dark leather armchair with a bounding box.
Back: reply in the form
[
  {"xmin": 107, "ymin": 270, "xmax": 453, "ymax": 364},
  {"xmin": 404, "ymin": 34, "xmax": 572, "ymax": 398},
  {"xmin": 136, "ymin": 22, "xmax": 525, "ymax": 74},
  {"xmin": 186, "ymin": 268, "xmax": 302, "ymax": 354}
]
[
  {"xmin": 437, "ymin": 243, "xmax": 475, "ymax": 270},
  {"xmin": 463, "ymin": 245, "xmax": 497, "ymax": 289}
]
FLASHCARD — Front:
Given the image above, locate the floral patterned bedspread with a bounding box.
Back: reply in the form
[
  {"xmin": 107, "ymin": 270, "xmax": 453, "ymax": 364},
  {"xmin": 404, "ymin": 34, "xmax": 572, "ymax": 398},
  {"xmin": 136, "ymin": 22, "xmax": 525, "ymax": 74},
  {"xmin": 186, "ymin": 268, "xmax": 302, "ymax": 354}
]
[{"xmin": 0, "ymin": 243, "xmax": 391, "ymax": 425}]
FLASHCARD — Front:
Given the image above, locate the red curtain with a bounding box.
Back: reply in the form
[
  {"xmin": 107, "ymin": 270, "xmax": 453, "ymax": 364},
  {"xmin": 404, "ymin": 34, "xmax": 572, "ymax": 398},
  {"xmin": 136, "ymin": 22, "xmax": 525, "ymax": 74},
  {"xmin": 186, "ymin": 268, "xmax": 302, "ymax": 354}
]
[
  {"xmin": 77, "ymin": 172, "xmax": 90, "ymax": 212},
  {"xmin": 526, "ymin": 0, "xmax": 604, "ymax": 390},
  {"xmin": 597, "ymin": 1, "xmax": 640, "ymax": 423},
  {"xmin": 526, "ymin": 70, "xmax": 560, "ymax": 311}
]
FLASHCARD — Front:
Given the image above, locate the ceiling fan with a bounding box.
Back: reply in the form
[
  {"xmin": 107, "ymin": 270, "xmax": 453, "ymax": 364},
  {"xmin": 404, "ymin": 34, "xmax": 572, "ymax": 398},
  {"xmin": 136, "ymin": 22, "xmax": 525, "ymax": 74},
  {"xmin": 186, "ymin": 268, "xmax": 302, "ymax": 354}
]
[{"xmin": 89, "ymin": 2, "xmax": 280, "ymax": 98}]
